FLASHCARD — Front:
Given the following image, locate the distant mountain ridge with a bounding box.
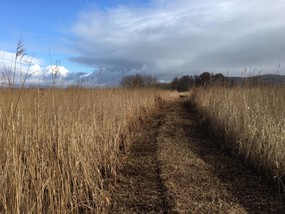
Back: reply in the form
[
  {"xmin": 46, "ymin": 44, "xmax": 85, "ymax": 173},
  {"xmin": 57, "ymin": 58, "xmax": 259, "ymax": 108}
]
[{"xmin": 228, "ymin": 74, "xmax": 285, "ymax": 85}]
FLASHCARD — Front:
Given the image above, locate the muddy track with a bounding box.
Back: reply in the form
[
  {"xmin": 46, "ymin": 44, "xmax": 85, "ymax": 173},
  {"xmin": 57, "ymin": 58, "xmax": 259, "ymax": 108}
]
[{"xmin": 110, "ymin": 100, "xmax": 285, "ymax": 213}]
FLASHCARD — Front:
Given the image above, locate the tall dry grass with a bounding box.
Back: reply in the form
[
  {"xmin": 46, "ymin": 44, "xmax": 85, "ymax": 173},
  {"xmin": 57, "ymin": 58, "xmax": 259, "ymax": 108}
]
[
  {"xmin": 0, "ymin": 87, "xmax": 177, "ymax": 213},
  {"xmin": 191, "ymin": 85, "xmax": 285, "ymax": 192}
]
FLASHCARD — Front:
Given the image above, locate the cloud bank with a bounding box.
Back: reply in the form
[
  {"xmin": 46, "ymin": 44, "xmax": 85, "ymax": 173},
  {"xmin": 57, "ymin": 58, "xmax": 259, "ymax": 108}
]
[
  {"xmin": 0, "ymin": 50, "xmax": 113, "ymax": 87},
  {"xmin": 69, "ymin": 0, "xmax": 285, "ymax": 83},
  {"xmin": 0, "ymin": 50, "xmax": 86, "ymax": 87}
]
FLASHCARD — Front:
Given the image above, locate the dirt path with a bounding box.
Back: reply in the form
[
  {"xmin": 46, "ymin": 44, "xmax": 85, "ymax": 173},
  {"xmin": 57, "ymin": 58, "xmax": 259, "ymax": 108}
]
[{"xmin": 111, "ymin": 100, "xmax": 285, "ymax": 213}]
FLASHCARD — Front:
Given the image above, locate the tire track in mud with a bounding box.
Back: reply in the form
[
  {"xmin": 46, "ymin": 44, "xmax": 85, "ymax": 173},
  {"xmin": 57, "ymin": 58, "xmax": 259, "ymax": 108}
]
[{"xmin": 111, "ymin": 100, "xmax": 285, "ymax": 213}]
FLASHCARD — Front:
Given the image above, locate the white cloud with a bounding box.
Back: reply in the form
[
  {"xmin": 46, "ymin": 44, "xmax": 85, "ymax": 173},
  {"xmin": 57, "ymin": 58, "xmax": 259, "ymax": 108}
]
[
  {"xmin": 45, "ymin": 65, "xmax": 69, "ymax": 77},
  {"xmin": 0, "ymin": 50, "xmax": 15, "ymax": 65},
  {"xmin": 0, "ymin": 50, "xmax": 81, "ymax": 87},
  {"xmin": 69, "ymin": 0, "xmax": 285, "ymax": 81},
  {"xmin": 30, "ymin": 64, "xmax": 42, "ymax": 76}
]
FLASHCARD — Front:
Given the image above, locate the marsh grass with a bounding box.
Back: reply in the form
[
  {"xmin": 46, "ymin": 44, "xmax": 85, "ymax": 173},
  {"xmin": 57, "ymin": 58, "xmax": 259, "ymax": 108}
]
[
  {"xmin": 191, "ymin": 85, "xmax": 285, "ymax": 192},
  {"xmin": 0, "ymin": 38, "xmax": 181, "ymax": 213},
  {"xmin": 0, "ymin": 87, "xmax": 177, "ymax": 213}
]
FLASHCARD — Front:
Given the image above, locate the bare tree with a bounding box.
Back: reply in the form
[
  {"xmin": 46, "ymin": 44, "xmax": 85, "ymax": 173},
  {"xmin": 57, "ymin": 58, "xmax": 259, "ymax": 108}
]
[
  {"xmin": 121, "ymin": 74, "xmax": 157, "ymax": 87},
  {"xmin": 196, "ymin": 72, "xmax": 211, "ymax": 85}
]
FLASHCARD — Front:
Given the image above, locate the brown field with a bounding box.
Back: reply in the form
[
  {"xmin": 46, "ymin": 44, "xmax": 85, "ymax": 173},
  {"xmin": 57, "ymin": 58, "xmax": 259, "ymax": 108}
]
[
  {"xmin": 1, "ymin": 84, "xmax": 285, "ymax": 213},
  {"xmin": 0, "ymin": 87, "xmax": 177, "ymax": 213},
  {"xmin": 191, "ymin": 85, "xmax": 285, "ymax": 192},
  {"xmin": 110, "ymin": 96, "xmax": 285, "ymax": 213}
]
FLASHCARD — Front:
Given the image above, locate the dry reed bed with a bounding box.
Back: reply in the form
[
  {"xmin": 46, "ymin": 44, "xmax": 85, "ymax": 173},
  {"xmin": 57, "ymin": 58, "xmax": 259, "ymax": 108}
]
[
  {"xmin": 191, "ymin": 86, "xmax": 285, "ymax": 192},
  {"xmin": 0, "ymin": 87, "xmax": 177, "ymax": 213}
]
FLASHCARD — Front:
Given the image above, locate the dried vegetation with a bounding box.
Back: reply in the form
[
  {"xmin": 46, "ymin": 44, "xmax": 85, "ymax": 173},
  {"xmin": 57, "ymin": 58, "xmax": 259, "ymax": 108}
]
[
  {"xmin": 191, "ymin": 85, "xmax": 285, "ymax": 192},
  {"xmin": 0, "ymin": 87, "xmax": 177, "ymax": 213}
]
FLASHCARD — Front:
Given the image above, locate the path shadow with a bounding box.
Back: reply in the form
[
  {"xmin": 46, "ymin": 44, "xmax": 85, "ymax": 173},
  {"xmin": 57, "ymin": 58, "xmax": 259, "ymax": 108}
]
[{"xmin": 181, "ymin": 102, "xmax": 285, "ymax": 214}]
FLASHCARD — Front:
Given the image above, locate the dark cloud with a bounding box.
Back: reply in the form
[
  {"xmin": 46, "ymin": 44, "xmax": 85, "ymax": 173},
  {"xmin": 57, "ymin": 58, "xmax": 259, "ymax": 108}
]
[
  {"xmin": 69, "ymin": 0, "xmax": 285, "ymax": 83},
  {"xmin": 192, "ymin": 27, "xmax": 285, "ymax": 71},
  {"xmin": 70, "ymin": 55, "xmax": 148, "ymax": 71}
]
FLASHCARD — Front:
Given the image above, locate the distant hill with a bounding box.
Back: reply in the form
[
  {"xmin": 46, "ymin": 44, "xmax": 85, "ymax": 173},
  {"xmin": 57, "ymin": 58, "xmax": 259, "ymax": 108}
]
[
  {"xmin": 257, "ymin": 74, "xmax": 285, "ymax": 84},
  {"xmin": 227, "ymin": 74, "xmax": 285, "ymax": 85}
]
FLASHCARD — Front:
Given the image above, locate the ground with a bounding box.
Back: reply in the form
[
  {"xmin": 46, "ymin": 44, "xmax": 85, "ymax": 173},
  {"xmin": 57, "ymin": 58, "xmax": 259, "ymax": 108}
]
[{"xmin": 110, "ymin": 100, "xmax": 285, "ymax": 213}]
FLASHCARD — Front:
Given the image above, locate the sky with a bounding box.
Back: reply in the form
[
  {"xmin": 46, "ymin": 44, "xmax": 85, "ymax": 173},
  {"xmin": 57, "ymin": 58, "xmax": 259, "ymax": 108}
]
[{"xmin": 1, "ymin": 0, "xmax": 285, "ymax": 86}]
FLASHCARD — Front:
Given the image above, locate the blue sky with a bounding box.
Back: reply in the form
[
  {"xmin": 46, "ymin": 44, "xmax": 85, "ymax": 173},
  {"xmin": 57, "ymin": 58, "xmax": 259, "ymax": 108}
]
[
  {"xmin": 0, "ymin": 0, "xmax": 151, "ymax": 67},
  {"xmin": 0, "ymin": 0, "xmax": 103, "ymax": 73},
  {"xmin": 1, "ymin": 0, "xmax": 285, "ymax": 86}
]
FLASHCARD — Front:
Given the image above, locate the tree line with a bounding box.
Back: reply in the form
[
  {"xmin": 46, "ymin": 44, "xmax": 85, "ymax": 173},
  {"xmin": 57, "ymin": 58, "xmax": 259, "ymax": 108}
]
[
  {"xmin": 171, "ymin": 72, "xmax": 225, "ymax": 91},
  {"xmin": 120, "ymin": 74, "xmax": 158, "ymax": 88},
  {"xmin": 120, "ymin": 72, "xmax": 225, "ymax": 91}
]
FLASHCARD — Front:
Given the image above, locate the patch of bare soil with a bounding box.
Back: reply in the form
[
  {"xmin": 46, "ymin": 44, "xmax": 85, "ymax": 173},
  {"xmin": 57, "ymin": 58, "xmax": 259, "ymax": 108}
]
[{"xmin": 111, "ymin": 100, "xmax": 285, "ymax": 213}]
